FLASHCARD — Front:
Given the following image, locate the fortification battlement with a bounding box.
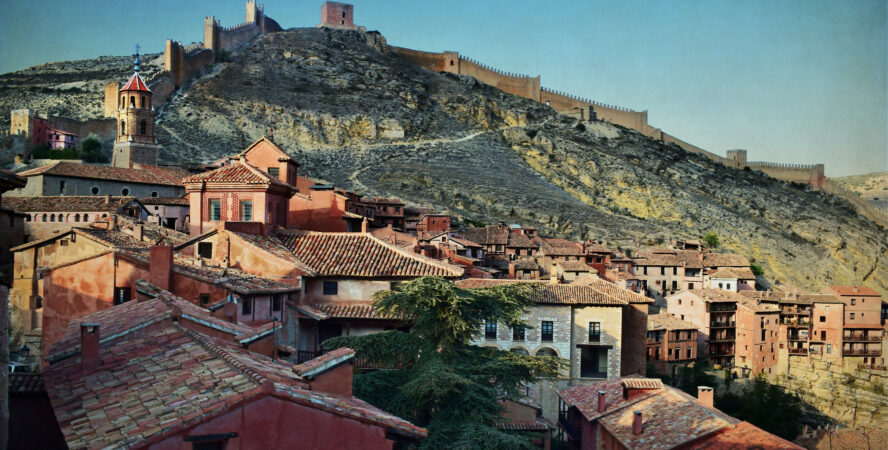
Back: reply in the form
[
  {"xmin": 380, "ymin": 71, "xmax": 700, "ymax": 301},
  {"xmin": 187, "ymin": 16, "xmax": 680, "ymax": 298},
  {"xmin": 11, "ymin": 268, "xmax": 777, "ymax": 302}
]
[
  {"xmin": 540, "ymin": 87, "xmax": 637, "ymax": 112},
  {"xmin": 460, "ymin": 56, "xmax": 535, "ymax": 79},
  {"xmin": 746, "ymin": 162, "xmax": 820, "ymax": 170}
]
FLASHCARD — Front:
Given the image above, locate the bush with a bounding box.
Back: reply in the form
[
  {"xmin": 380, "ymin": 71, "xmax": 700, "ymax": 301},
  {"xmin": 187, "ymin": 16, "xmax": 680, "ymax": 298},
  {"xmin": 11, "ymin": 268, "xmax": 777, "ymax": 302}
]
[
  {"xmin": 716, "ymin": 376, "xmax": 803, "ymax": 440},
  {"xmin": 80, "ymin": 136, "xmax": 108, "ymax": 163},
  {"xmin": 703, "ymin": 232, "xmax": 719, "ymax": 248},
  {"xmin": 750, "ymin": 263, "xmax": 764, "ymax": 276},
  {"xmin": 31, "ymin": 143, "xmax": 50, "ymax": 159}
]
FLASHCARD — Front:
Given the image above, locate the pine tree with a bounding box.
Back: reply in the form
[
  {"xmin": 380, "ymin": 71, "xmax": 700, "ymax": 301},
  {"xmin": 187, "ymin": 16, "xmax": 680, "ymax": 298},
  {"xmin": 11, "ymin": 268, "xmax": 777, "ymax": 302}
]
[{"xmin": 324, "ymin": 277, "xmax": 562, "ymax": 449}]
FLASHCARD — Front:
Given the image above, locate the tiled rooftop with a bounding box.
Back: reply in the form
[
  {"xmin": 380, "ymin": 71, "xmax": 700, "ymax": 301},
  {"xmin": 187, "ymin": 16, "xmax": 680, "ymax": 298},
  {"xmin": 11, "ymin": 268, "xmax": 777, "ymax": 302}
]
[
  {"xmin": 648, "ymin": 313, "xmax": 698, "ymax": 331},
  {"xmin": 43, "ymin": 291, "xmax": 426, "ymax": 447},
  {"xmin": 558, "ymin": 261, "xmax": 594, "ymax": 272},
  {"xmin": 540, "ymin": 238, "xmax": 586, "ymax": 256},
  {"xmin": 572, "ymin": 276, "xmax": 654, "ymax": 304},
  {"xmin": 621, "ymin": 378, "xmax": 663, "ymax": 390},
  {"xmin": 454, "ymin": 279, "xmax": 628, "ymax": 306},
  {"xmin": 4, "ymin": 196, "xmax": 142, "ymax": 213},
  {"xmin": 182, "ymin": 160, "xmax": 293, "ymax": 190},
  {"xmin": 507, "ymin": 233, "xmax": 536, "ymax": 248},
  {"xmin": 827, "ymin": 286, "xmax": 882, "ymax": 297},
  {"xmin": 17, "ymin": 161, "xmax": 187, "ymax": 186},
  {"xmin": 9, "ymin": 373, "xmax": 45, "ymax": 394},
  {"xmin": 138, "ymin": 196, "xmax": 190, "ymax": 206},
  {"xmin": 709, "ymin": 267, "xmax": 756, "ymax": 279},
  {"xmin": 275, "ymin": 230, "xmax": 464, "ymax": 278},
  {"xmin": 682, "ymin": 289, "xmax": 746, "ymax": 303},
  {"xmin": 463, "ymin": 226, "xmax": 509, "ymax": 246},
  {"xmin": 309, "ymin": 302, "xmax": 404, "ymax": 320}
]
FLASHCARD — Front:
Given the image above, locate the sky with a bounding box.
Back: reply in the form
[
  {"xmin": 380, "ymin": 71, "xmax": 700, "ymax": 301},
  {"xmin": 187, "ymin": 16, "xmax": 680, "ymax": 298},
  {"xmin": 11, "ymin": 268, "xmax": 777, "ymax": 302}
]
[{"xmin": 1, "ymin": 0, "xmax": 885, "ymax": 176}]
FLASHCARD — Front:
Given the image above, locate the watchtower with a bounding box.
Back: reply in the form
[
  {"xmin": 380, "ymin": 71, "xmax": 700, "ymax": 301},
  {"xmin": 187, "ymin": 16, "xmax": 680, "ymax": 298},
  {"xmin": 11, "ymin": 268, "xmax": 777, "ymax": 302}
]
[{"xmin": 111, "ymin": 49, "xmax": 160, "ymax": 169}]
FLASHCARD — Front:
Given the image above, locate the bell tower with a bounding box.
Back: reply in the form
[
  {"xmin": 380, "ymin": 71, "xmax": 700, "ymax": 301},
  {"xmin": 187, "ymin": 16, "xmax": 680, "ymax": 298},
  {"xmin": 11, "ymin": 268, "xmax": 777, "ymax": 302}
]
[{"xmin": 112, "ymin": 46, "xmax": 160, "ymax": 168}]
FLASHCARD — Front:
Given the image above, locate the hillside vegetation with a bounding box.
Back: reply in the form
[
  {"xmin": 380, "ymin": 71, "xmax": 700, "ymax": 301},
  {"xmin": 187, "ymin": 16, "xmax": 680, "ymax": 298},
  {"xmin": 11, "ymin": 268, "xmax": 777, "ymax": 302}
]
[{"xmin": 2, "ymin": 28, "xmax": 886, "ymax": 296}]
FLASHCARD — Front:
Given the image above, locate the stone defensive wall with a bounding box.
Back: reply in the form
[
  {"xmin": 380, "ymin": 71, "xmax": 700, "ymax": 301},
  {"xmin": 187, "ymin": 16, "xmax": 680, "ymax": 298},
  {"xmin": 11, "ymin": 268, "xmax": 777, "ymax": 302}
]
[
  {"xmin": 164, "ymin": 41, "xmax": 215, "ymax": 88},
  {"xmin": 745, "ymin": 161, "xmax": 825, "ymax": 189},
  {"xmin": 46, "ymin": 116, "xmax": 116, "ymax": 141}
]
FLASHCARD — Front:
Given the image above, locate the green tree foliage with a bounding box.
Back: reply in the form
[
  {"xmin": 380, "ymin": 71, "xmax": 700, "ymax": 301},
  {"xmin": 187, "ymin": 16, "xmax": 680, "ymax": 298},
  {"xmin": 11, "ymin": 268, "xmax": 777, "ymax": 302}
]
[
  {"xmin": 80, "ymin": 136, "xmax": 108, "ymax": 163},
  {"xmin": 30, "ymin": 143, "xmax": 51, "ymax": 159},
  {"xmin": 673, "ymin": 363, "xmax": 717, "ymax": 397},
  {"xmin": 750, "ymin": 263, "xmax": 764, "ymax": 276},
  {"xmin": 324, "ymin": 277, "xmax": 562, "ymax": 449},
  {"xmin": 703, "ymin": 232, "xmax": 719, "ymax": 248},
  {"xmin": 716, "ymin": 376, "xmax": 803, "ymax": 440}
]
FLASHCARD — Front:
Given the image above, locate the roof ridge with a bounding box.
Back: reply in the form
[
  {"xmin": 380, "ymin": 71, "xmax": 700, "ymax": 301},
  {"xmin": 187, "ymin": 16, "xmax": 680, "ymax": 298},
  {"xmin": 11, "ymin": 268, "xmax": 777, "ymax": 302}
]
[
  {"xmin": 364, "ymin": 232, "xmax": 463, "ymax": 276},
  {"xmin": 175, "ymin": 323, "xmax": 272, "ymax": 387}
]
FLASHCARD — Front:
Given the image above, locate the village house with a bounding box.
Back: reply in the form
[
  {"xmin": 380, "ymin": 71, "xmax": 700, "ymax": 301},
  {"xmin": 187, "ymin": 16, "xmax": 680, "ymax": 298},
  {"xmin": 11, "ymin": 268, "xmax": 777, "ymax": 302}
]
[
  {"xmin": 665, "ymin": 289, "xmax": 740, "ymax": 368},
  {"xmin": 557, "ymin": 377, "xmax": 802, "ymax": 449},
  {"xmin": 646, "ymin": 313, "xmax": 698, "ymax": 378},
  {"xmin": 139, "ymin": 195, "xmax": 190, "ymax": 231},
  {"xmin": 0, "ymin": 169, "xmax": 27, "ymax": 267},
  {"xmin": 47, "ymin": 127, "xmax": 78, "ymax": 150},
  {"xmin": 7, "ymin": 161, "xmax": 187, "ymax": 199},
  {"xmin": 582, "ymin": 240, "xmax": 613, "ymax": 275},
  {"xmin": 632, "ymin": 248, "xmax": 753, "ymax": 302},
  {"xmin": 824, "ymin": 286, "xmax": 885, "ymax": 351},
  {"xmin": 183, "ymin": 158, "xmax": 298, "ymax": 236},
  {"xmin": 365, "ymin": 195, "xmax": 405, "ymax": 230},
  {"xmin": 40, "ymin": 288, "xmax": 427, "ymax": 449},
  {"xmin": 4, "ymin": 195, "xmax": 148, "ymax": 240},
  {"xmin": 414, "ymin": 213, "xmax": 451, "ymax": 238},
  {"xmin": 176, "ymin": 225, "xmax": 464, "ymax": 361},
  {"xmin": 8, "ymin": 216, "xmax": 188, "ymax": 355},
  {"xmin": 734, "ymin": 296, "xmax": 780, "ymax": 376}
]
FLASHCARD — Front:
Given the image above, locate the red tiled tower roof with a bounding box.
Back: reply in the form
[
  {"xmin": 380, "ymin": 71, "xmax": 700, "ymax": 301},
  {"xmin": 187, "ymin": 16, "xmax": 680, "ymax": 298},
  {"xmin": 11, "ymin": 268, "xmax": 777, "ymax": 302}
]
[{"xmin": 121, "ymin": 72, "xmax": 150, "ymax": 92}]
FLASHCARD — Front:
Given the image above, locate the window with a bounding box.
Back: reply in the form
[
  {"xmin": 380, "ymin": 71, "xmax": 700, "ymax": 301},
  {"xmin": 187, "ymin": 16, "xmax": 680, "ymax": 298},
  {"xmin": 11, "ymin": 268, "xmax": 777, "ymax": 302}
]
[
  {"xmin": 239, "ymin": 200, "xmax": 253, "ymax": 221},
  {"xmin": 74, "ymin": 214, "xmax": 80, "ymax": 222},
  {"xmin": 850, "ymin": 299, "xmax": 855, "ymax": 306},
  {"xmin": 140, "ymin": 120, "xmax": 147, "ymax": 135},
  {"xmin": 267, "ymin": 167, "xmax": 280, "ymax": 178},
  {"xmin": 678, "ymin": 299, "xmax": 682, "ymax": 305},
  {"xmin": 92, "ymin": 186, "xmax": 100, "ymax": 195},
  {"xmin": 826, "ymin": 344, "xmax": 832, "ymax": 354},
  {"xmin": 323, "ymin": 281, "xmax": 338, "ymax": 295},
  {"xmin": 849, "ymin": 312, "xmax": 855, "ymax": 319},
  {"xmin": 671, "ymin": 280, "xmax": 677, "ymax": 290},
  {"xmin": 197, "ymin": 242, "xmax": 212, "ymax": 259},
  {"xmin": 114, "ymin": 287, "xmax": 132, "ymax": 305},
  {"xmin": 761, "ymin": 330, "xmax": 766, "ymax": 341},
  {"xmin": 140, "ymin": 96, "xmax": 146, "ymax": 108},
  {"xmin": 59, "ymin": 180, "xmax": 66, "ymax": 194},
  {"xmin": 687, "ymin": 348, "xmax": 692, "ymax": 359},
  {"xmin": 512, "ymin": 325, "xmax": 525, "ymax": 341},
  {"xmin": 130, "ymin": 96, "xmax": 135, "ymax": 107},
  {"xmin": 272, "ymin": 295, "xmax": 282, "ymax": 312},
  {"xmin": 821, "ymin": 331, "xmax": 826, "ymax": 340},
  {"xmin": 209, "ymin": 199, "xmax": 221, "ymax": 221},
  {"xmin": 485, "ymin": 322, "xmax": 497, "ymax": 340},
  {"xmin": 689, "ymin": 283, "xmax": 694, "ymax": 290},
  {"xmin": 199, "ymin": 294, "xmax": 210, "ymax": 306},
  {"xmin": 541, "ymin": 321, "xmax": 554, "ymax": 342},
  {"xmin": 50, "ymin": 214, "xmax": 55, "ymax": 222},
  {"xmin": 242, "ymin": 298, "xmax": 252, "ymax": 316},
  {"xmin": 151, "ymin": 191, "xmax": 158, "ymax": 197},
  {"xmin": 673, "ymin": 267, "xmax": 677, "ymax": 275},
  {"xmin": 580, "ymin": 346, "xmax": 608, "ymax": 378},
  {"xmin": 589, "ymin": 322, "xmax": 601, "ymax": 342},
  {"xmin": 819, "ymin": 315, "xmax": 826, "ymax": 322},
  {"xmin": 120, "ymin": 120, "xmax": 126, "ymax": 134},
  {"xmin": 121, "ymin": 188, "xmax": 129, "ymax": 196},
  {"xmin": 83, "ymin": 214, "xmax": 89, "ymax": 222},
  {"xmin": 59, "ymin": 239, "xmax": 69, "ymax": 246}
]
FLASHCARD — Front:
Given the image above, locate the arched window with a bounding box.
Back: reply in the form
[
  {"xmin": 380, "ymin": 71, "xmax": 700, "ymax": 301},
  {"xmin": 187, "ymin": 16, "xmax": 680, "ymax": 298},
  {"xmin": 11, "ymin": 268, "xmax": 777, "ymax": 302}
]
[
  {"xmin": 91, "ymin": 186, "xmax": 99, "ymax": 195},
  {"xmin": 26, "ymin": 214, "xmax": 31, "ymax": 222},
  {"xmin": 83, "ymin": 214, "xmax": 89, "ymax": 222},
  {"xmin": 140, "ymin": 120, "xmax": 147, "ymax": 135},
  {"xmin": 74, "ymin": 214, "xmax": 80, "ymax": 222},
  {"xmin": 509, "ymin": 348, "xmax": 529, "ymax": 355},
  {"xmin": 121, "ymin": 188, "xmax": 130, "ymax": 196},
  {"xmin": 102, "ymin": 213, "xmax": 108, "ymax": 218},
  {"xmin": 150, "ymin": 191, "xmax": 158, "ymax": 197},
  {"xmin": 120, "ymin": 120, "xmax": 126, "ymax": 135},
  {"xmin": 140, "ymin": 96, "xmax": 146, "ymax": 108},
  {"xmin": 130, "ymin": 96, "xmax": 135, "ymax": 107},
  {"xmin": 50, "ymin": 214, "xmax": 55, "ymax": 222},
  {"xmin": 121, "ymin": 95, "xmax": 125, "ymax": 107},
  {"xmin": 42, "ymin": 214, "xmax": 47, "ymax": 222},
  {"xmin": 535, "ymin": 347, "xmax": 558, "ymax": 357}
]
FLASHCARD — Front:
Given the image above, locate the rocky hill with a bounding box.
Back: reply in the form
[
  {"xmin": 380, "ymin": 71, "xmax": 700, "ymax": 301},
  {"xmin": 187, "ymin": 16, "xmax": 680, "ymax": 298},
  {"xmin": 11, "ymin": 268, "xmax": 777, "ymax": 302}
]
[
  {"xmin": 2, "ymin": 28, "xmax": 886, "ymax": 295},
  {"xmin": 834, "ymin": 172, "xmax": 888, "ymax": 217}
]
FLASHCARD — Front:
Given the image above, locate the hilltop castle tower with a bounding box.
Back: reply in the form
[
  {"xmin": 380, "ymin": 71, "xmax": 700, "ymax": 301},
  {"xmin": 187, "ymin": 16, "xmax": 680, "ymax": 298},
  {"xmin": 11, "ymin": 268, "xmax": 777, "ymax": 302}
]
[{"xmin": 111, "ymin": 51, "xmax": 160, "ymax": 169}]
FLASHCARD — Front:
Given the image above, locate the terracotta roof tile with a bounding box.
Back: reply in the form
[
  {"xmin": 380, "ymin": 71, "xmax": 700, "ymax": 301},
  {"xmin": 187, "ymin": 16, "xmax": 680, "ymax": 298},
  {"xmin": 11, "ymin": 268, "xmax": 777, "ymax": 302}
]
[
  {"xmin": 463, "ymin": 226, "xmax": 510, "ymax": 246},
  {"xmin": 572, "ymin": 276, "xmax": 654, "ymax": 304},
  {"xmin": 275, "ymin": 230, "xmax": 463, "ymax": 278},
  {"xmin": 703, "ymin": 253, "xmax": 751, "ymax": 268},
  {"xmin": 709, "ymin": 268, "xmax": 756, "ymax": 279},
  {"xmin": 695, "ymin": 421, "xmax": 804, "ymax": 449},
  {"xmin": 17, "ymin": 161, "xmax": 187, "ymax": 186},
  {"xmin": 827, "ymin": 286, "xmax": 882, "ymax": 297},
  {"xmin": 497, "ymin": 421, "xmax": 551, "ymax": 431},
  {"xmin": 121, "ymin": 72, "xmax": 150, "ymax": 92},
  {"xmin": 648, "ymin": 313, "xmax": 698, "ymax": 331},
  {"xmin": 138, "ymin": 196, "xmax": 189, "ymax": 206},
  {"xmin": 292, "ymin": 347, "xmax": 355, "ymax": 377},
  {"xmin": 507, "ymin": 233, "xmax": 537, "ymax": 248},
  {"xmin": 4, "ymin": 196, "xmax": 144, "ymax": 213},
  {"xmin": 621, "ymin": 378, "xmax": 663, "ymax": 390},
  {"xmin": 558, "ymin": 261, "xmax": 594, "ymax": 272},
  {"xmin": 310, "ymin": 303, "xmax": 404, "ymax": 320},
  {"xmin": 679, "ymin": 289, "xmax": 746, "ymax": 303},
  {"xmin": 454, "ymin": 279, "xmax": 628, "ymax": 306},
  {"xmin": 182, "ymin": 160, "xmax": 293, "ymax": 190},
  {"xmin": 9, "ymin": 373, "xmax": 45, "ymax": 394},
  {"xmin": 540, "ymin": 238, "xmax": 586, "ymax": 256}
]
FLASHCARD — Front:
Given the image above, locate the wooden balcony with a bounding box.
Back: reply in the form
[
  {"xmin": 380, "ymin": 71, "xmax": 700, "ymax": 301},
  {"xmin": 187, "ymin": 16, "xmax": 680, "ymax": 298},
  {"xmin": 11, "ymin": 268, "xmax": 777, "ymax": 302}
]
[
  {"xmin": 842, "ymin": 349, "xmax": 881, "ymax": 356},
  {"xmin": 843, "ymin": 333, "xmax": 882, "ymax": 342},
  {"xmin": 788, "ymin": 348, "xmax": 808, "ymax": 355},
  {"xmin": 709, "ymin": 322, "xmax": 736, "ymax": 328}
]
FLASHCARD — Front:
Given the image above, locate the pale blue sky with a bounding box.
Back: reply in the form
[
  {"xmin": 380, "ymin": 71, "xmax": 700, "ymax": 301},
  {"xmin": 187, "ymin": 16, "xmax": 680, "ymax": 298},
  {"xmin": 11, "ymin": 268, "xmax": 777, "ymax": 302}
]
[{"xmin": 1, "ymin": 0, "xmax": 885, "ymax": 176}]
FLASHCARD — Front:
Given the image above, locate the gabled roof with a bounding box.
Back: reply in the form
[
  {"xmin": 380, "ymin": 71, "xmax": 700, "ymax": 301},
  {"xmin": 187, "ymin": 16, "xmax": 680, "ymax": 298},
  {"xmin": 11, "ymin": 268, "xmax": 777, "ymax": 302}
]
[
  {"xmin": 675, "ymin": 289, "xmax": 745, "ymax": 303},
  {"xmin": 307, "ymin": 303, "xmax": 404, "ymax": 320},
  {"xmin": 4, "ymin": 196, "xmax": 144, "ymax": 213},
  {"xmin": 237, "ymin": 136, "xmax": 296, "ymax": 163},
  {"xmin": 558, "ymin": 261, "xmax": 594, "ymax": 272},
  {"xmin": 648, "ymin": 313, "xmax": 698, "ymax": 331},
  {"xmin": 16, "ymin": 161, "xmax": 187, "ymax": 186},
  {"xmin": 507, "ymin": 232, "xmax": 537, "ymax": 248},
  {"xmin": 540, "ymin": 238, "xmax": 585, "ymax": 256},
  {"xmin": 121, "ymin": 72, "xmax": 151, "ymax": 92},
  {"xmin": 0, "ymin": 168, "xmax": 27, "ymax": 190},
  {"xmin": 454, "ymin": 279, "xmax": 628, "ymax": 306},
  {"xmin": 182, "ymin": 160, "xmax": 295, "ymax": 191},
  {"xmin": 44, "ymin": 298, "xmax": 426, "ymax": 448},
  {"xmin": 702, "ymin": 253, "xmax": 750, "ymax": 268},
  {"xmin": 826, "ymin": 286, "xmax": 882, "ymax": 297},
  {"xmin": 463, "ymin": 225, "xmax": 510, "ymax": 246},
  {"xmin": 138, "ymin": 196, "xmax": 189, "ymax": 206},
  {"xmin": 275, "ymin": 230, "xmax": 464, "ymax": 278},
  {"xmin": 571, "ymin": 276, "xmax": 654, "ymax": 304},
  {"xmin": 448, "ymin": 236, "xmax": 482, "ymax": 248},
  {"xmin": 709, "ymin": 267, "xmax": 756, "ymax": 280}
]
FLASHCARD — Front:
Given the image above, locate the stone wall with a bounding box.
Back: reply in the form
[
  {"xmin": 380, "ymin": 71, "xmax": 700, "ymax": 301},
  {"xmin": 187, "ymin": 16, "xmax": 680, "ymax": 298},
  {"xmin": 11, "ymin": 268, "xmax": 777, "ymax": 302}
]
[
  {"xmin": 458, "ymin": 57, "xmax": 540, "ymax": 101},
  {"xmin": 775, "ymin": 355, "xmax": 888, "ymax": 429}
]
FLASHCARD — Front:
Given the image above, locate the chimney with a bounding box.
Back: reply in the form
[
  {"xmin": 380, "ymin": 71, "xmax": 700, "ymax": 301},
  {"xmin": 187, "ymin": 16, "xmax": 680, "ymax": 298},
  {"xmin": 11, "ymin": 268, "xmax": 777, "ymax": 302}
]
[
  {"xmin": 697, "ymin": 386, "xmax": 714, "ymax": 408},
  {"xmin": 508, "ymin": 262, "xmax": 516, "ymax": 279},
  {"xmin": 632, "ymin": 411, "xmax": 643, "ymax": 436},
  {"xmin": 149, "ymin": 245, "xmax": 173, "ymax": 291},
  {"xmin": 133, "ymin": 222, "xmax": 144, "ymax": 242},
  {"xmin": 550, "ymin": 262, "xmax": 559, "ymax": 284},
  {"xmin": 110, "ymin": 214, "xmax": 119, "ymax": 231},
  {"xmin": 361, "ymin": 217, "xmax": 368, "ymax": 233},
  {"xmin": 104, "ymin": 194, "xmax": 111, "ymax": 204},
  {"xmin": 597, "ymin": 390, "xmax": 606, "ymax": 413},
  {"xmin": 80, "ymin": 323, "xmax": 100, "ymax": 371}
]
